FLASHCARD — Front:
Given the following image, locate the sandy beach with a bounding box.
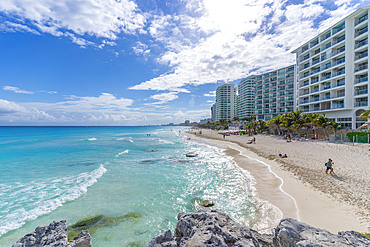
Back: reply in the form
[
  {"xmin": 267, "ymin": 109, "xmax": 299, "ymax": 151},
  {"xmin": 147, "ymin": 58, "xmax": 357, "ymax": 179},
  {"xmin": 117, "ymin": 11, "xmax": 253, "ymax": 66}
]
[{"xmin": 186, "ymin": 129, "xmax": 370, "ymax": 234}]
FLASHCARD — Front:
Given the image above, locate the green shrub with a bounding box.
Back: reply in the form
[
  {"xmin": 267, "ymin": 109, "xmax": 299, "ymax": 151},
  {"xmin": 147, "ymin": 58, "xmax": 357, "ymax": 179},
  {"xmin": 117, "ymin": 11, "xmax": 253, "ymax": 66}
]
[{"xmin": 347, "ymin": 132, "xmax": 370, "ymax": 143}]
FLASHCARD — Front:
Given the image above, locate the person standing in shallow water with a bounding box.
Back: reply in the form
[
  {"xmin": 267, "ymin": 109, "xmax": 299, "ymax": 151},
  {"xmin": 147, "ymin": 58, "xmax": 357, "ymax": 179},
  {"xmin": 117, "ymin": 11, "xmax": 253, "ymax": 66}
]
[{"xmin": 325, "ymin": 158, "xmax": 334, "ymax": 174}]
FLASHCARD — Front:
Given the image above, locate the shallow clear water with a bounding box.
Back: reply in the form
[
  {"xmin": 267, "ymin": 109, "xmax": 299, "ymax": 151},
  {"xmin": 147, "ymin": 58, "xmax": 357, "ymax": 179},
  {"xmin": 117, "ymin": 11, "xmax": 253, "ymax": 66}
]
[{"xmin": 0, "ymin": 126, "xmax": 273, "ymax": 246}]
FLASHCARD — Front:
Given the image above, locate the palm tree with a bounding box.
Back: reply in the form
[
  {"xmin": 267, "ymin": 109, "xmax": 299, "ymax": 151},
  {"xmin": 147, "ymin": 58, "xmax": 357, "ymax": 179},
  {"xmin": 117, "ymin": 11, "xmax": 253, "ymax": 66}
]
[
  {"xmin": 329, "ymin": 121, "xmax": 341, "ymax": 138},
  {"xmin": 268, "ymin": 116, "xmax": 282, "ymax": 135},
  {"xmin": 289, "ymin": 110, "xmax": 304, "ymax": 137},
  {"xmin": 359, "ymin": 108, "xmax": 370, "ymax": 120},
  {"xmin": 314, "ymin": 114, "xmax": 331, "ymax": 139},
  {"xmin": 281, "ymin": 113, "xmax": 294, "ymax": 136},
  {"xmin": 304, "ymin": 113, "xmax": 319, "ymax": 138}
]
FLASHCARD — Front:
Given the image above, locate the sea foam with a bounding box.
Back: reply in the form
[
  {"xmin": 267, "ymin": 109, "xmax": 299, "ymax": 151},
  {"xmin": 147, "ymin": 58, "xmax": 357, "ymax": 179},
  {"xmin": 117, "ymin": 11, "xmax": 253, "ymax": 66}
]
[{"xmin": 0, "ymin": 165, "xmax": 107, "ymax": 237}]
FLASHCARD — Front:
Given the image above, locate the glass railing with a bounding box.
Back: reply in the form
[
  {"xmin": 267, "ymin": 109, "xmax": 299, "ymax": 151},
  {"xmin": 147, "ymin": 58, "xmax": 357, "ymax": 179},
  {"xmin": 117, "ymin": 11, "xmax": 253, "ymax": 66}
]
[
  {"xmin": 323, "ymin": 43, "xmax": 331, "ymax": 51},
  {"xmin": 286, "ymin": 79, "xmax": 294, "ymax": 83},
  {"xmin": 310, "ymin": 98, "xmax": 320, "ymax": 102},
  {"xmin": 354, "ymin": 64, "xmax": 368, "ymax": 72},
  {"xmin": 278, "ymin": 93, "xmax": 285, "ymax": 96},
  {"xmin": 333, "ymin": 81, "xmax": 345, "ymax": 87},
  {"xmin": 300, "ymin": 100, "xmax": 309, "ymax": 104},
  {"xmin": 302, "ymin": 47, "xmax": 309, "ymax": 53},
  {"xmin": 333, "ymin": 25, "xmax": 345, "ymax": 34},
  {"xmin": 333, "ymin": 70, "xmax": 345, "ymax": 77},
  {"xmin": 302, "ymin": 56, "xmax": 310, "ymax": 62},
  {"xmin": 312, "ymin": 60, "xmax": 320, "ymax": 66},
  {"xmin": 354, "ymin": 101, "xmax": 368, "ymax": 107},
  {"xmin": 321, "ymin": 75, "xmax": 332, "ymax": 81},
  {"xmin": 332, "ymin": 47, "xmax": 345, "ymax": 56},
  {"xmin": 355, "ymin": 39, "xmax": 368, "ymax": 49},
  {"xmin": 332, "ymin": 58, "xmax": 345, "ymax": 66},
  {"xmin": 312, "ymin": 107, "xmax": 321, "ymax": 111},
  {"xmin": 310, "ymin": 68, "xmax": 321, "ymax": 75},
  {"xmin": 320, "ymin": 96, "xmax": 331, "ymax": 100},
  {"xmin": 278, "ymin": 81, "xmax": 285, "ymax": 86},
  {"xmin": 311, "ymin": 89, "xmax": 319, "ymax": 93},
  {"xmin": 354, "ymin": 77, "xmax": 368, "ymax": 84},
  {"xmin": 311, "ymin": 40, "xmax": 319, "ymax": 48},
  {"xmin": 355, "ymin": 15, "xmax": 368, "ymax": 26},
  {"xmin": 354, "ymin": 52, "xmax": 368, "ymax": 61},
  {"xmin": 311, "ymin": 78, "xmax": 319, "ymax": 84},
  {"xmin": 300, "ymin": 82, "xmax": 309, "ymax": 87},
  {"xmin": 332, "ymin": 104, "xmax": 345, "ymax": 109},
  {"xmin": 333, "ymin": 36, "xmax": 345, "ymax": 45},
  {"xmin": 354, "ymin": 89, "xmax": 368, "ymax": 95},
  {"xmin": 321, "ymin": 34, "xmax": 331, "ymax": 42},
  {"xmin": 322, "ymin": 85, "xmax": 331, "ymax": 90},
  {"xmin": 355, "ymin": 26, "xmax": 368, "ymax": 37},
  {"xmin": 286, "ymin": 67, "xmax": 295, "ymax": 72}
]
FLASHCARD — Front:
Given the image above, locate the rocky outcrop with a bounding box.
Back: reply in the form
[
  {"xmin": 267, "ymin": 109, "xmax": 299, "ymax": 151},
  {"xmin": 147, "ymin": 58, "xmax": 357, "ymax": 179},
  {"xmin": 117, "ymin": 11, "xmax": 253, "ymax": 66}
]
[
  {"xmin": 148, "ymin": 209, "xmax": 370, "ymax": 247},
  {"xmin": 12, "ymin": 220, "xmax": 91, "ymax": 247}
]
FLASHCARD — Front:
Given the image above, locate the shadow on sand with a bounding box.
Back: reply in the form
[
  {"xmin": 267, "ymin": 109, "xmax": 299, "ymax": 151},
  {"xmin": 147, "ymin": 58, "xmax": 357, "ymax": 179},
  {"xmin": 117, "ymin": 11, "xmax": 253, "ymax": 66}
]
[{"xmin": 331, "ymin": 174, "xmax": 345, "ymax": 182}]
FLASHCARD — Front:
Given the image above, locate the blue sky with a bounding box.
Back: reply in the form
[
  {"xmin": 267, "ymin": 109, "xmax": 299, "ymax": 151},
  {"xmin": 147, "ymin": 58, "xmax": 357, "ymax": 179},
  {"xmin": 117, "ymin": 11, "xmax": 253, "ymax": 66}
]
[{"xmin": 0, "ymin": 0, "xmax": 367, "ymax": 126}]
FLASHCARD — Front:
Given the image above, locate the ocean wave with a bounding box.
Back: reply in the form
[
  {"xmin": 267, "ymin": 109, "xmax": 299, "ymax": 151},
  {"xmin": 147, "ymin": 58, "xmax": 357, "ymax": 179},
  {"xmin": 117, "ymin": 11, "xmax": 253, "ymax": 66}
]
[
  {"xmin": 115, "ymin": 150, "xmax": 129, "ymax": 157},
  {"xmin": 87, "ymin": 138, "xmax": 97, "ymax": 141},
  {"xmin": 116, "ymin": 137, "xmax": 133, "ymax": 143},
  {"xmin": 0, "ymin": 165, "xmax": 107, "ymax": 237},
  {"xmin": 158, "ymin": 138, "xmax": 174, "ymax": 145}
]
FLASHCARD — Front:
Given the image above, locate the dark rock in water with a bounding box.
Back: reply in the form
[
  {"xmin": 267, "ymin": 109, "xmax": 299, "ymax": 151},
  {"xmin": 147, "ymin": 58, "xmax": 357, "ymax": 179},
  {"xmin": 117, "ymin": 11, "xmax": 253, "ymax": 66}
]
[
  {"xmin": 68, "ymin": 213, "xmax": 142, "ymax": 240},
  {"xmin": 147, "ymin": 209, "xmax": 370, "ymax": 247},
  {"xmin": 12, "ymin": 220, "xmax": 91, "ymax": 247},
  {"xmin": 200, "ymin": 200, "xmax": 215, "ymax": 207},
  {"xmin": 140, "ymin": 160, "xmax": 156, "ymax": 164}
]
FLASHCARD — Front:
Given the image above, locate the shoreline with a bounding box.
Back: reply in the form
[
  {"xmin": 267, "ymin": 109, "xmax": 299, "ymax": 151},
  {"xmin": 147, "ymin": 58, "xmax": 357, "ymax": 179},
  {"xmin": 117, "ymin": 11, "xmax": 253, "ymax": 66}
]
[{"xmin": 186, "ymin": 129, "xmax": 370, "ymax": 233}]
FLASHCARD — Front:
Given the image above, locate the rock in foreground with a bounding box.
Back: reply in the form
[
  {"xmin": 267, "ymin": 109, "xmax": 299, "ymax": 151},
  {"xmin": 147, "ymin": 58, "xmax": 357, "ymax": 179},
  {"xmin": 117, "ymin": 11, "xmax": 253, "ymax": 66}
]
[
  {"xmin": 148, "ymin": 209, "xmax": 370, "ymax": 247},
  {"xmin": 12, "ymin": 220, "xmax": 91, "ymax": 247}
]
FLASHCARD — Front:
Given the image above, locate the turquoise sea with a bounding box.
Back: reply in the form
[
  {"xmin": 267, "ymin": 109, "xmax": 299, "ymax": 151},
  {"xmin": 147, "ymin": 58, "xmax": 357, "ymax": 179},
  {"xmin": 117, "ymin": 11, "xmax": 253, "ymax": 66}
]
[{"xmin": 0, "ymin": 126, "xmax": 280, "ymax": 246}]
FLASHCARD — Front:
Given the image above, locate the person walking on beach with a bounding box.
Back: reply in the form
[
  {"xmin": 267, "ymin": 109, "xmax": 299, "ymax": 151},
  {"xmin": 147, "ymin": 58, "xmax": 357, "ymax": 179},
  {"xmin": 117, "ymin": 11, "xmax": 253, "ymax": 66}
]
[{"xmin": 325, "ymin": 158, "xmax": 334, "ymax": 174}]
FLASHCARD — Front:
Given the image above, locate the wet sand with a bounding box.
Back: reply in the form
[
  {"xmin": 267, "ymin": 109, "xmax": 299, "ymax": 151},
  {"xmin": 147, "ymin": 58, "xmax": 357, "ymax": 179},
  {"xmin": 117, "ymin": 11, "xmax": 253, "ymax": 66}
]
[{"xmin": 186, "ymin": 129, "xmax": 370, "ymax": 234}]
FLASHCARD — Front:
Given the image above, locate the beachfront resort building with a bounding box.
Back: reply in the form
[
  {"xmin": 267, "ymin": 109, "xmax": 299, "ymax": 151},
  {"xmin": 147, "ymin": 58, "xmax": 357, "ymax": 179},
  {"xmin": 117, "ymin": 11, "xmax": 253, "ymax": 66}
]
[
  {"xmin": 252, "ymin": 65, "xmax": 296, "ymax": 121},
  {"xmin": 292, "ymin": 6, "xmax": 370, "ymax": 129},
  {"xmin": 237, "ymin": 76, "xmax": 254, "ymax": 119},
  {"xmin": 214, "ymin": 84, "xmax": 237, "ymax": 122}
]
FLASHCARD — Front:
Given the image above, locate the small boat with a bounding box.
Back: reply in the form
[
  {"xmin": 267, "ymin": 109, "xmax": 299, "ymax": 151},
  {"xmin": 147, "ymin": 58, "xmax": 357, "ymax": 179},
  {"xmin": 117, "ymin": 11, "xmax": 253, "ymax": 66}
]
[{"xmin": 186, "ymin": 152, "xmax": 198, "ymax": 157}]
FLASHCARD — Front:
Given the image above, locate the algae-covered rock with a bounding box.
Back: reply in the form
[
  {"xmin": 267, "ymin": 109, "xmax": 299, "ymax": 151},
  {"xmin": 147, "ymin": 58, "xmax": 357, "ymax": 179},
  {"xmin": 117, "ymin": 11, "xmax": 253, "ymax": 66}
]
[
  {"xmin": 200, "ymin": 200, "xmax": 215, "ymax": 207},
  {"xmin": 68, "ymin": 213, "xmax": 143, "ymax": 241},
  {"xmin": 125, "ymin": 241, "xmax": 146, "ymax": 247}
]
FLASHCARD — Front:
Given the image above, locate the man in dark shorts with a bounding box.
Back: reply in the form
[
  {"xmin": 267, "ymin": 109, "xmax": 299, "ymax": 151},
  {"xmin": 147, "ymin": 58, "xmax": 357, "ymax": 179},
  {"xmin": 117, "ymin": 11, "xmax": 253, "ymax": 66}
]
[{"xmin": 325, "ymin": 158, "xmax": 334, "ymax": 174}]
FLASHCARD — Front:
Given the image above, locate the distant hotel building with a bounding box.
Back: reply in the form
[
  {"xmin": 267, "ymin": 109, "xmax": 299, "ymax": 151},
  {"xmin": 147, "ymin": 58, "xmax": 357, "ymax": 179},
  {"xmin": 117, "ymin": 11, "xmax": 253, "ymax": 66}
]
[
  {"xmin": 213, "ymin": 64, "xmax": 296, "ymax": 122},
  {"xmin": 292, "ymin": 6, "xmax": 370, "ymax": 128},
  {"xmin": 237, "ymin": 76, "xmax": 254, "ymax": 119},
  {"xmin": 214, "ymin": 84, "xmax": 237, "ymax": 122},
  {"xmin": 252, "ymin": 65, "xmax": 296, "ymax": 121}
]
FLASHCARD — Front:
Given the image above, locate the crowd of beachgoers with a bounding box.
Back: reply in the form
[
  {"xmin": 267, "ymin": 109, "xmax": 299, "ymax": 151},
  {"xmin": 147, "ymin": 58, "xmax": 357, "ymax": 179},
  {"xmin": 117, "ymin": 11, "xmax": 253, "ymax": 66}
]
[{"xmin": 187, "ymin": 128, "xmax": 370, "ymax": 232}]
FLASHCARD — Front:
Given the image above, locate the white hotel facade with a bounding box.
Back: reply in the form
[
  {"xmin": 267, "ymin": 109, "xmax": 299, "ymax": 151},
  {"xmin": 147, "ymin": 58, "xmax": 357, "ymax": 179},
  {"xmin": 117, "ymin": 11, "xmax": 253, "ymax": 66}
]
[
  {"xmin": 214, "ymin": 84, "xmax": 237, "ymax": 122},
  {"xmin": 293, "ymin": 6, "xmax": 370, "ymax": 129}
]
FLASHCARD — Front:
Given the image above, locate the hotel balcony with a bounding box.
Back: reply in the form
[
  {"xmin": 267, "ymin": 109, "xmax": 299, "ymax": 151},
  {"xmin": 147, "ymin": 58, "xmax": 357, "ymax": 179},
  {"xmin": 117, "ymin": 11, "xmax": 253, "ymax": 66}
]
[
  {"xmin": 321, "ymin": 74, "xmax": 332, "ymax": 81},
  {"xmin": 354, "ymin": 64, "xmax": 368, "ymax": 73},
  {"xmin": 300, "ymin": 82, "xmax": 309, "ymax": 88},
  {"xmin": 354, "ymin": 76, "xmax": 368, "ymax": 84},
  {"xmin": 355, "ymin": 26, "xmax": 368, "ymax": 38},
  {"xmin": 354, "ymin": 51, "xmax": 368, "ymax": 61},
  {"xmin": 354, "ymin": 101, "xmax": 368, "ymax": 107},
  {"xmin": 354, "ymin": 39, "xmax": 368, "ymax": 50},
  {"xmin": 332, "ymin": 80, "xmax": 345, "ymax": 88},
  {"xmin": 332, "ymin": 103, "xmax": 345, "ymax": 109},
  {"xmin": 332, "ymin": 58, "xmax": 345, "ymax": 66},
  {"xmin": 311, "ymin": 78, "xmax": 319, "ymax": 84},
  {"xmin": 332, "ymin": 36, "xmax": 345, "ymax": 46},
  {"xmin": 354, "ymin": 89, "xmax": 368, "ymax": 96},
  {"xmin": 355, "ymin": 14, "xmax": 368, "ymax": 27}
]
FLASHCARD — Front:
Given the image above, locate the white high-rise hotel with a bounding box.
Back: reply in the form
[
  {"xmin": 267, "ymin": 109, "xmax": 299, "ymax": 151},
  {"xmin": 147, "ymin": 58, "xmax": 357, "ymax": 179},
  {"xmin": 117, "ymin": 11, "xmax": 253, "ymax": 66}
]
[{"xmin": 293, "ymin": 6, "xmax": 369, "ymax": 129}]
